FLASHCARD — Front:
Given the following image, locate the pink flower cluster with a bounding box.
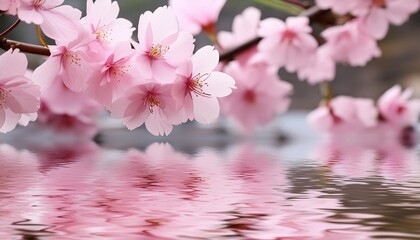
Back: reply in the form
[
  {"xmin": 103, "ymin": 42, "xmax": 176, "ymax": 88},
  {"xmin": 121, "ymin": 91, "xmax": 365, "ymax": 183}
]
[
  {"xmin": 217, "ymin": 7, "xmax": 293, "ymax": 131},
  {"xmin": 308, "ymin": 85, "xmax": 420, "ymax": 135},
  {"xmin": 1, "ymin": 0, "xmax": 236, "ymax": 136},
  {"xmin": 1, "ymin": 0, "xmax": 420, "ymax": 136}
]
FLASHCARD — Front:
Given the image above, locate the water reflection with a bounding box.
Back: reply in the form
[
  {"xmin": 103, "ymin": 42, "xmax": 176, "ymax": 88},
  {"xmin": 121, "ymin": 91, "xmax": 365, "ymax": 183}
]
[{"xmin": 0, "ymin": 139, "xmax": 420, "ymax": 239}]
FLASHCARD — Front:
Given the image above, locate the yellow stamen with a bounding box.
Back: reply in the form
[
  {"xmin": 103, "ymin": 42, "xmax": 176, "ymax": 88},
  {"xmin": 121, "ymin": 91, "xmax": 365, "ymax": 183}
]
[
  {"xmin": 188, "ymin": 73, "xmax": 211, "ymax": 98},
  {"xmin": 149, "ymin": 44, "xmax": 169, "ymax": 59},
  {"xmin": 145, "ymin": 93, "xmax": 160, "ymax": 113}
]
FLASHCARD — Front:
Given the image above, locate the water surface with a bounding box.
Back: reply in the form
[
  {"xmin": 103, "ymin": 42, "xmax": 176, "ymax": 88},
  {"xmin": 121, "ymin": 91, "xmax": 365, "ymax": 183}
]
[{"xmin": 1, "ymin": 126, "xmax": 420, "ymax": 239}]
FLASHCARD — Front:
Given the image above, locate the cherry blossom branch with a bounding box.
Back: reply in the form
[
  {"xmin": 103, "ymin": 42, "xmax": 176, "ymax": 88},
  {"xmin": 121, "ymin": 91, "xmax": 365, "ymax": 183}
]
[
  {"xmin": 220, "ymin": 5, "xmax": 334, "ymax": 61},
  {"xmin": 0, "ymin": 19, "xmax": 21, "ymax": 39},
  {"xmin": 0, "ymin": 38, "xmax": 50, "ymax": 55}
]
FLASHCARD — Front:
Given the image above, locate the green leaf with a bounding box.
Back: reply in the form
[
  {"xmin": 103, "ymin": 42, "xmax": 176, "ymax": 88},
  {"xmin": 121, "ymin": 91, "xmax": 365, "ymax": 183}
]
[{"xmin": 254, "ymin": 0, "xmax": 304, "ymax": 15}]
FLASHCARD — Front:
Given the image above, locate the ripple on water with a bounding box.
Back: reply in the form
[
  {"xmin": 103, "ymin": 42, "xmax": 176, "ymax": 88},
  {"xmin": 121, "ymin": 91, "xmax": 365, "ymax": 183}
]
[{"xmin": 0, "ymin": 141, "xmax": 420, "ymax": 239}]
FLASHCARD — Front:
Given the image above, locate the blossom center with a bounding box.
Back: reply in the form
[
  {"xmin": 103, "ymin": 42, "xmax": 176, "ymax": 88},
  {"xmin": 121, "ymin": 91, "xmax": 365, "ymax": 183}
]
[
  {"xmin": 0, "ymin": 88, "xmax": 11, "ymax": 107},
  {"xmin": 64, "ymin": 52, "xmax": 81, "ymax": 66},
  {"xmin": 145, "ymin": 93, "xmax": 160, "ymax": 113},
  {"xmin": 188, "ymin": 73, "xmax": 211, "ymax": 98},
  {"xmin": 33, "ymin": 0, "xmax": 46, "ymax": 6},
  {"xmin": 281, "ymin": 29, "xmax": 296, "ymax": 43},
  {"xmin": 243, "ymin": 89, "xmax": 256, "ymax": 104},
  {"xmin": 148, "ymin": 44, "xmax": 169, "ymax": 59},
  {"xmin": 109, "ymin": 64, "xmax": 129, "ymax": 81},
  {"xmin": 95, "ymin": 28, "xmax": 112, "ymax": 44},
  {"xmin": 373, "ymin": 0, "xmax": 386, "ymax": 7}
]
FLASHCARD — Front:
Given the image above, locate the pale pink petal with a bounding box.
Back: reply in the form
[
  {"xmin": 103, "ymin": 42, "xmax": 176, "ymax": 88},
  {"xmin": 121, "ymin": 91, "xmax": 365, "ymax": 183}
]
[
  {"xmin": 151, "ymin": 60, "xmax": 177, "ymax": 84},
  {"xmin": 40, "ymin": 5, "xmax": 82, "ymax": 41},
  {"xmin": 145, "ymin": 109, "xmax": 174, "ymax": 136},
  {"xmin": 192, "ymin": 46, "xmax": 219, "ymax": 75},
  {"xmin": 150, "ymin": 6, "xmax": 179, "ymax": 43},
  {"xmin": 18, "ymin": 7, "xmax": 43, "ymax": 24},
  {"xmin": 32, "ymin": 57, "xmax": 61, "ymax": 90},
  {"xmin": 202, "ymin": 71, "xmax": 235, "ymax": 97},
  {"xmin": 0, "ymin": 49, "xmax": 27, "ymax": 80},
  {"xmin": 164, "ymin": 31, "xmax": 194, "ymax": 66},
  {"xmin": 193, "ymin": 96, "xmax": 220, "ymax": 124},
  {"xmin": 0, "ymin": 109, "xmax": 20, "ymax": 133}
]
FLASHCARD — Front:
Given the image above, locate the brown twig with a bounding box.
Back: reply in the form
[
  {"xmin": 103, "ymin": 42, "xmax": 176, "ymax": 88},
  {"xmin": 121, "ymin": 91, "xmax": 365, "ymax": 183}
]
[{"xmin": 0, "ymin": 38, "xmax": 50, "ymax": 56}]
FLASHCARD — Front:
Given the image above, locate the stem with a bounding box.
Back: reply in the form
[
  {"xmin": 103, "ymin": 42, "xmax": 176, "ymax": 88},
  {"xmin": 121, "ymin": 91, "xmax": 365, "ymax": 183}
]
[
  {"xmin": 0, "ymin": 38, "xmax": 50, "ymax": 56},
  {"xmin": 320, "ymin": 81, "xmax": 334, "ymax": 104},
  {"xmin": 0, "ymin": 19, "xmax": 21, "ymax": 39},
  {"xmin": 35, "ymin": 25, "xmax": 48, "ymax": 47}
]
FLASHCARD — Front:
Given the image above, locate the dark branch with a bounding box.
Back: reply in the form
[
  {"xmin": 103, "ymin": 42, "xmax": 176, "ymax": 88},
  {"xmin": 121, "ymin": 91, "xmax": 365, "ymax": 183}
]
[{"xmin": 0, "ymin": 38, "xmax": 50, "ymax": 56}]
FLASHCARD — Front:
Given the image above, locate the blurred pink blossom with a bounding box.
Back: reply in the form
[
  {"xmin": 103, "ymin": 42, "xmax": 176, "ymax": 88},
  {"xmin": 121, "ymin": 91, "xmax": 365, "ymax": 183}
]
[
  {"xmin": 221, "ymin": 61, "xmax": 292, "ymax": 132},
  {"xmin": 218, "ymin": 7, "xmax": 261, "ymax": 64},
  {"xmin": 134, "ymin": 6, "xmax": 195, "ymax": 83},
  {"xmin": 0, "ymin": 49, "xmax": 40, "ymax": 133},
  {"xmin": 307, "ymin": 96, "xmax": 378, "ymax": 132},
  {"xmin": 172, "ymin": 46, "xmax": 235, "ymax": 124},
  {"xmin": 257, "ymin": 16, "xmax": 318, "ymax": 72},
  {"xmin": 169, "ymin": 0, "xmax": 226, "ymax": 35},
  {"xmin": 378, "ymin": 85, "xmax": 420, "ymax": 126},
  {"xmin": 321, "ymin": 19, "xmax": 381, "ymax": 66},
  {"xmin": 316, "ymin": 0, "xmax": 420, "ymax": 39},
  {"xmin": 297, "ymin": 46, "xmax": 336, "ymax": 84},
  {"xmin": 0, "ymin": 0, "xmax": 20, "ymax": 15}
]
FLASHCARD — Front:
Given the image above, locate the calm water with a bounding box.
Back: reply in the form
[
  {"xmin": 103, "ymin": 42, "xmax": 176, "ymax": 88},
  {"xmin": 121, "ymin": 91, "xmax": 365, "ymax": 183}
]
[{"xmin": 1, "ymin": 122, "xmax": 420, "ymax": 239}]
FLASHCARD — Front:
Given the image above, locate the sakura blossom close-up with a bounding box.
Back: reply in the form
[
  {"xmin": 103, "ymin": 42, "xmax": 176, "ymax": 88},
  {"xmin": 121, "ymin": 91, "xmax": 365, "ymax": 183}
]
[{"xmin": 1, "ymin": 0, "xmax": 420, "ymax": 239}]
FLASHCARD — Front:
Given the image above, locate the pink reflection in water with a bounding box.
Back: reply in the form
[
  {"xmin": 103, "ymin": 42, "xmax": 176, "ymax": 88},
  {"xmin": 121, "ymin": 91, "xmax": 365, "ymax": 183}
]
[
  {"xmin": 0, "ymin": 141, "xmax": 419, "ymax": 239},
  {"xmin": 311, "ymin": 138, "xmax": 420, "ymax": 181}
]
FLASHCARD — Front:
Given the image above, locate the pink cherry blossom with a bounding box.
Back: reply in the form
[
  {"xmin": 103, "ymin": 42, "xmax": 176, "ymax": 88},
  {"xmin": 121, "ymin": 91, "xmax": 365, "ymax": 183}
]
[
  {"xmin": 220, "ymin": 61, "xmax": 292, "ymax": 132},
  {"xmin": 257, "ymin": 16, "xmax": 318, "ymax": 72},
  {"xmin": 32, "ymin": 29, "xmax": 95, "ymax": 92},
  {"xmin": 308, "ymin": 96, "xmax": 378, "ymax": 132},
  {"xmin": 172, "ymin": 46, "xmax": 235, "ymax": 124},
  {"xmin": 109, "ymin": 82, "xmax": 184, "ymax": 136},
  {"xmin": 321, "ymin": 19, "xmax": 381, "ymax": 66},
  {"xmin": 218, "ymin": 7, "xmax": 261, "ymax": 64},
  {"xmin": 0, "ymin": 0, "xmax": 20, "ymax": 15},
  {"xmin": 135, "ymin": 6, "xmax": 195, "ymax": 83},
  {"xmin": 41, "ymin": 75, "xmax": 100, "ymax": 117},
  {"xmin": 377, "ymin": 85, "xmax": 420, "ymax": 126},
  {"xmin": 81, "ymin": 0, "xmax": 134, "ymax": 50},
  {"xmin": 0, "ymin": 49, "xmax": 41, "ymax": 133},
  {"xmin": 297, "ymin": 46, "xmax": 336, "ymax": 84},
  {"xmin": 316, "ymin": 0, "xmax": 420, "ymax": 39},
  {"xmin": 84, "ymin": 42, "xmax": 139, "ymax": 106},
  {"xmin": 17, "ymin": 0, "xmax": 82, "ymax": 41},
  {"xmin": 38, "ymin": 77, "xmax": 101, "ymax": 137},
  {"xmin": 169, "ymin": 0, "xmax": 226, "ymax": 35}
]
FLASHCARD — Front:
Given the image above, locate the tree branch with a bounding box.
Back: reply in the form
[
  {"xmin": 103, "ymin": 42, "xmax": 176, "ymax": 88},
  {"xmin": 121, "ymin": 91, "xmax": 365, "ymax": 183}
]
[{"xmin": 0, "ymin": 38, "xmax": 50, "ymax": 56}]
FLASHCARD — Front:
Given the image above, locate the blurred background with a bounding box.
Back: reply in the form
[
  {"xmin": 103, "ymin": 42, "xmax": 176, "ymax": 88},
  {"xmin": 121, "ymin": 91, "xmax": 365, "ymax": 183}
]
[{"xmin": 1, "ymin": 0, "xmax": 420, "ymax": 109}]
